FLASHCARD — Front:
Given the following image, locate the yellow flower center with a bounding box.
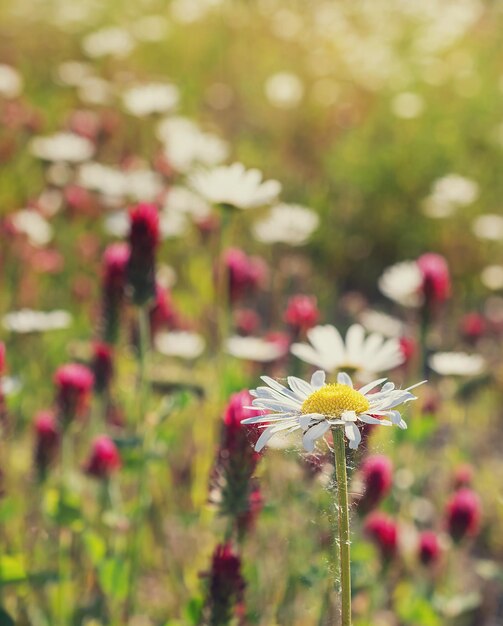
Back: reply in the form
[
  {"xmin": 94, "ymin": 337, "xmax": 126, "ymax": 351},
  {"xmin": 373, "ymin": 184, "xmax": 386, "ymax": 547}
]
[{"xmin": 301, "ymin": 383, "xmax": 370, "ymax": 418}]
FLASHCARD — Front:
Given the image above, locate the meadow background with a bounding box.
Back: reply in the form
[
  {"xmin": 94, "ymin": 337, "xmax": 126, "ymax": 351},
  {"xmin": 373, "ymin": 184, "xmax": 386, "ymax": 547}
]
[{"xmin": 0, "ymin": 0, "xmax": 502, "ymax": 624}]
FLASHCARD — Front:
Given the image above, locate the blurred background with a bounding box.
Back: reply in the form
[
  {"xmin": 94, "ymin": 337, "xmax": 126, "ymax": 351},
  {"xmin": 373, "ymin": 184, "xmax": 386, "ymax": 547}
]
[{"xmin": 1, "ymin": 1, "xmax": 503, "ymax": 625}]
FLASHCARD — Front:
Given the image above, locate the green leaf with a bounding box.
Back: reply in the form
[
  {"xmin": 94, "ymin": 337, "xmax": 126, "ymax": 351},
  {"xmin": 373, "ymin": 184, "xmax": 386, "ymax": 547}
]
[
  {"xmin": 44, "ymin": 488, "xmax": 83, "ymax": 529},
  {"xmin": 0, "ymin": 555, "xmax": 27, "ymax": 585},
  {"xmin": 98, "ymin": 558, "xmax": 129, "ymax": 601},
  {"xmin": 83, "ymin": 532, "xmax": 107, "ymax": 567},
  {"xmin": 0, "ymin": 607, "xmax": 15, "ymax": 626},
  {"xmin": 183, "ymin": 596, "xmax": 204, "ymax": 624}
]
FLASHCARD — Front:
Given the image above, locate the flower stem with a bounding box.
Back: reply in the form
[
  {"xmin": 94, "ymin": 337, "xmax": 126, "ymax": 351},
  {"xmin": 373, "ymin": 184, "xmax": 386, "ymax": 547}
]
[
  {"xmin": 332, "ymin": 427, "xmax": 351, "ymax": 626},
  {"xmin": 125, "ymin": 305, "xmax": 151, "ymax": 618}
]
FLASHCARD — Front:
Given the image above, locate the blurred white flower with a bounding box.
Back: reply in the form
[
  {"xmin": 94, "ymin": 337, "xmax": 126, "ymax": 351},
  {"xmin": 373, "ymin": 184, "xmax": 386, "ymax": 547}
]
[
  {"xmin": 103, "ymin": 211, "xmax": 129, "ymax": 238},
  {"xmin": 358, "ymin": 309, "xmax": 405, "ymax": 338},
  {"xmin": 163, "ymin": 186, "xmax": 211, "ymax": 220},
  {"xmin": 159, "ymin": 210, "xmax": 189, "ymax": 238},
  {"xmin": 0, "ymin": 376, "xmax": 22, "ymax": 396},
  {"xmin": 378, "ymin": 261, "xmax": 423, "ymax": 307},
  {"xmin": 0, "ymin": 64, "xmax": 23, "ymax": 98},
  {"xmin": 132, "ymin": 15, "xmax": 170, "ymax": 42},
  {"xmin": 56, "ymin": 61, "xmax": 93, "ymax": 86},
  {"xmin": 11, "ymin": 210, "xmax": 53, "ymax": 247},
  {"xmin": 481, "ymin": 265, "xmax": 503, "ymax": 291},
  {"xmin": 156, "ymin": 331, "xmax": 205, "ymax": 359},
  {"xmin": 226, "ymin": 336, "xmax": 287, "ymax": 362},
  {"xmin": 252, "ymin": 203, "xmax": 319, "ymax": 246},
  {"xmin": 127, "ymin": 169, "xmax": 164, "ymax": 202},
  {"xmin": 422, "ymin": 174, "xmax": 479, "ymax": 218},
  {"xmin": 2, "ymin": 310, "xmax": 72, "ymax": 333},
  {"xmin": 30, "ymin": 133, "xmax": 94, "ymax": 163},
  {"xmin": 429, "ymin": 352, "xmax": 485, "ymax": 376},
  {"xmin": 264, "ymin": 72, "xmax": 304, "ymax": 109},
  {"xmin": 472, "ymin": 214, "xmax": 503, "ymax": 241},
  {"xmin": 190, "ymin": 163, "xmax": 281, "ymax": 210},
  {"xmin": 77, "ymin": 76, "xmax": 114, "ymax": 105},
  {"xmin": 79, "ymin": 162, "xmax": 128, "ymax": 198},
  {"xmin": 291, "ymin": 324, "xmax": 404, "ymax": 376},
  {"xmin": 391, "ymin": 92, "xmax": 424, "ymax": 119},
  {"xmin": 171, "ymin": 0, "xmax": 222, "ymax": 24},
  {"xmin": 123, "ymin": 83, "xmax": 179, "ymax": 117},
  {"xmin": 157, "ymin": 116, "xmax": 228, "ymax": 172},
  {"xmin": 82, "ymin": 27, "xmax": 135, "ymax": 58}
]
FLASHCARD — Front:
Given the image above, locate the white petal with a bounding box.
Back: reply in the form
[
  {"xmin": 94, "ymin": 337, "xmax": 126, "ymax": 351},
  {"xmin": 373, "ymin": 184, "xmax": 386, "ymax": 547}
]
[
  {"xmin": 337, "ymin": 372, "xmax": 353, "ymax": 387},
  {"xmin": 288, "ymin": 376, "xmax": 313, "ymax": 398},
  {"xmin": 302, "ymin": 421, "xmax": 330, "ymax": 451},
  {"xmin": 344, "ymin": 422, "xmax": 361, "ymax": 449},
  {"xmin": 358, "ymin": 377, "xmax": 387, "ymax": 395},
  {"xmin": 255, "ymin": 426, "xmax": 275, "ymax": 451},
  {"xmin": 341, "ymin": 410, "xmax": 357, "ymax": 422},
  {"xmin": 310, "ymin": 370, "xmax": 326, "ymax": 389}
]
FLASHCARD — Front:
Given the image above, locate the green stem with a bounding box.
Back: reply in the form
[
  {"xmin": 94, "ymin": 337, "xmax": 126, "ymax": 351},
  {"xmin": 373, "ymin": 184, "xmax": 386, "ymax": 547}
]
[
  {"xmin": 58, "ymin": 432, "xmax": 72, "ymax": 625},
  {"xmin": 125, "ymin": 305, "xmax": 151, "ymax": 618},
  {"xmin": 332, "ymin": 427, "xmax": 351, "ymax": 626}
]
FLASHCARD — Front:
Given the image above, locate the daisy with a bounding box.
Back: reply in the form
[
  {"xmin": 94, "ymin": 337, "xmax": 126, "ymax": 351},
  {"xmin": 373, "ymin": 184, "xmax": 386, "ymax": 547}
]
[
  {"xmin": 123, "ymin": 83, "xmax": 179, "ymax": 117},
  {"xmin": 226, "ymin": 336, "xmax": 288, "ymax": 363},
  {"xmin": 473, "ymin": 214, "xmax": 503, "ymax": 242},
  {"xmin": 0, "ymin": 64, "xmax": 23, "ymax": 98},
  {"xmin": 30, "ymin": 132, "xmax": 94, "ymax": 163},
  {"xmin": 378, "ymin": 261, "xmax": 423, "ymax": 307},
  {"xmin": 428, "ymin": 352, "xmax": 485, "ymax": 376},
  {"xmin": 291, "ymin": 324, "xmax": 404, "ymax": 376},
  {"xmin": 244, "ymin": 370, "xmax": 423, "ymax": 452},
  {"xmin": 252, "ymin": 203, "xmax": 319, "ymax": 246},
  {"xmin": 2, "ymin": 309, "xmax": 72, "ymax": 333},
  {"xmin": 189, "ymin": 163, "xmax": 281, "ymax": 210},
  {"xmin": 156, "ymin": 331, "xmax": 205, "ymax": 359},
  {"xmin": 157, "ymin": 116, "xmax": 229, "ymax": 173}
]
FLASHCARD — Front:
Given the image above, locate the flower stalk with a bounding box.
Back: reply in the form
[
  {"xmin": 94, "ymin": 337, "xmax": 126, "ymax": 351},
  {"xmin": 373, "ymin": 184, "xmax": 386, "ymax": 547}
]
[{"xmin": 332, "ymin": 426, "xmax": 351, "ymax": 626}]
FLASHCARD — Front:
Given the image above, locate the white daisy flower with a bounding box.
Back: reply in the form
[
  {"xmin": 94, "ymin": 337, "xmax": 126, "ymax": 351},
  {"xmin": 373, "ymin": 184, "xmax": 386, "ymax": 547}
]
[
  {"xmin": 82, "ymin": 27, "xmax": 135, "ymax": 59},
  {"xmin": 11, "ymin": 210, "xmax": 53, "ymax": 247},
  {"xmin": 226, "ymin": 336, "xmax": 288, "ymax": 363},
  {"xmin": 472, "ymin": 214, "xmax": 503, "ymax": 242},
  {"xmin": 30, "ymin": 132, "xmax": 94, "ymax": 163},
  {"xmin": 2, "ymin": 309, "xmax": 72, "ymax": 333},
  {"xmin": 378, "ymin": 261, "xmax": 423, "ymax": 307},
  {"xmin": 123, "ymin": 83, "xmax": 179, "ymax": 117},
  {"xmin": 481, "ymin": 265, "xmax": 503, "ymax": 291},
  {"xmin": 0, "ymin": 64, "xmax": 23, "ymax": 98},
  {"xmin": 189, "ymin": 162, "xmax": 281, "ymax": 210},
  {"xmin": 291, "ymin": 324, "xmax": 404, "ymax": 376},
  {"xmin": 156, "ymin": 331, "xmax": 205, "ymax": 359},
  {"xmin": 428, "ymin": 352, "xmax": 485, "ymax": 376},
  {"xmin": 157, "ymin": 116, "xmax": 229, "ymax": 173},
  {"xmin": 252, "ymin": 203, "xmax": 319, "ymax": 246},
  {"xmin": 244, "ymin": 370, "xmax": 423, "ymax": 452}
]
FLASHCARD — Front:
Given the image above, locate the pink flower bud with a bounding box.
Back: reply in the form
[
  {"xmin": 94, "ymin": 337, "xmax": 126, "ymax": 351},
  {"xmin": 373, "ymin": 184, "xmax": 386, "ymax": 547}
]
[
  {"xmin": 0, "ymin": 342, "xmax": 5, "ymax": 375},
  {"xmin": 92, "ymin": 342, "xmax": 114, "ymax": 394},
  {"xmin": 358, "ymin": 455, "xmax": 393, "ymax": 514},
  {"xmin": 207, "ymin": 543, "xmax": 245, "ymax": 624},
  {"xmin": 54, "ymin": 363, "xmax": 94, "ymax": 425},
  {"xmin": 234, "ymin": 308, "xmax": 261, "ymax": 336},
  {"xmin": 417, "ymin": 253, "xmax": 450, "ymax": 305},
  {"xmin": 127, "ymin": 203, "xmax": 159, "ymax": 305},
  {"xmin": 364, "ymin": 512, "xmax": 398, "ymax": 561},
  {"xmin": 34, "ymin": 411, "xmax": 60, "ymax": 475},
  {"xmin": 223, "ymin": 248, "xmax": 267, "ymax": 303},
  {"xmin": 460, "ymin": 313, "xmax": 486, "ymax": 343},
  {"xmin": 150, "ymin": 283, "xmax": 179, "ymax": 337},
  {"xmin": 284, "ymin": 295, "xmax": 320, "ymax": 332},
  {"xmin": 418, "ymin": 531, "xmax": 441, "ymax": 566},
  {"xmin": 453, "ymin": 464, "xmax": 474, "ymax": 490},
  {"xmin": 84, "ymin": 435, "xmax": 121, "ymax": 479},
  {"xmin": 102, "ymin": 243, "xmax": 129, "ymax": 343},
  {"xmin": 446, "ymin": 488, "xmax": 481, "ymax": 542},
  {"xmin": 399, "ymin": 336, "xmax": 416, "ymax": 364}
]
